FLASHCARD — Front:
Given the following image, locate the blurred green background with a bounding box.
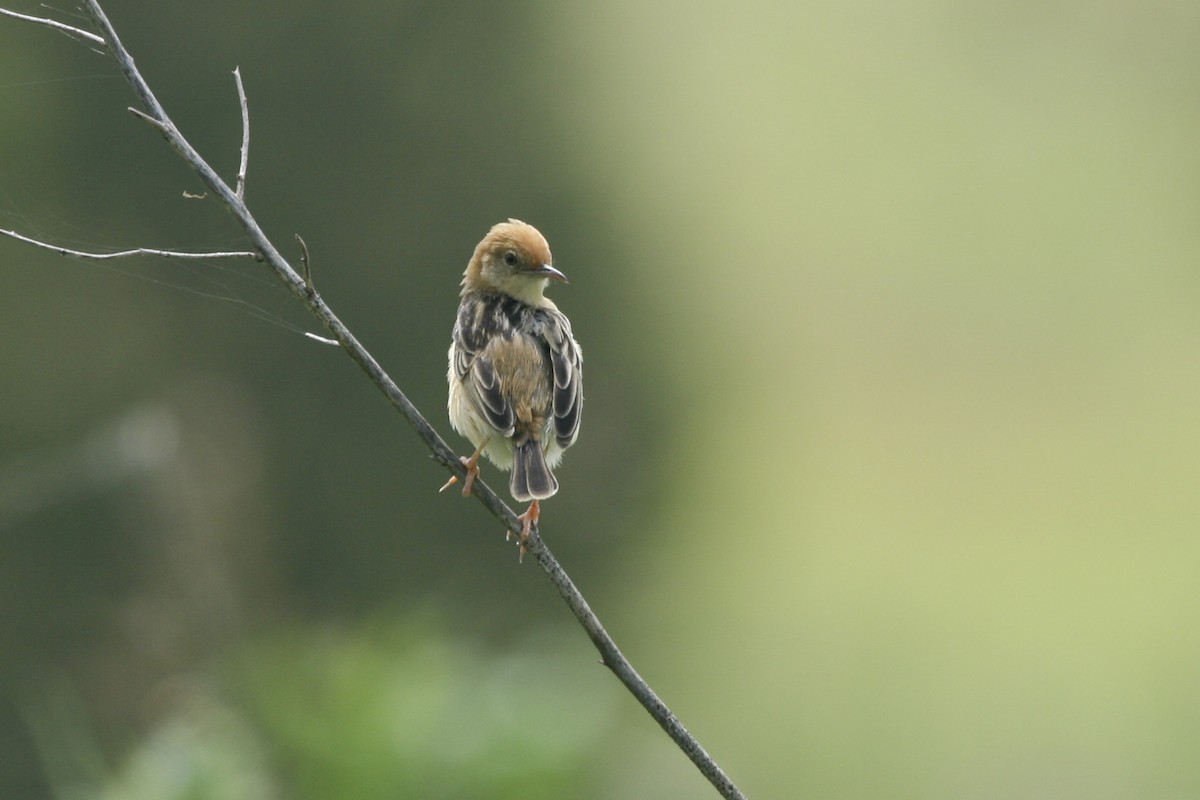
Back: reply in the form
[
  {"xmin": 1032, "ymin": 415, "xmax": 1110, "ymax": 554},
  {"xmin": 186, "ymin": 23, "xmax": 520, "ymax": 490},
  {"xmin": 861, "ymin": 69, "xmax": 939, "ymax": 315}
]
[{"xmin": 3, "ymin": 1, "xmax": 1199, "ymax": 798}]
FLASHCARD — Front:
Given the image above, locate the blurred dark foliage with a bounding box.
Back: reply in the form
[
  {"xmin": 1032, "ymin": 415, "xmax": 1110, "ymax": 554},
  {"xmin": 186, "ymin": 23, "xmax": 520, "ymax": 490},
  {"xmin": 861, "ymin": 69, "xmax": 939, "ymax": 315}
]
[{"xmin": 1, "ymin": 2, "xmax": 661, "ymax": 796}]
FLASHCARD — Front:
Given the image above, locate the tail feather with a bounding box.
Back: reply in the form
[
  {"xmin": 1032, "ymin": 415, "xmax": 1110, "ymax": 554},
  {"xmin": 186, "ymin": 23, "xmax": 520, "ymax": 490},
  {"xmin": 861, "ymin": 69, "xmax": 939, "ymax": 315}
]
[{"xmin": 511, "ymin": 440, "xmax": 558, "ymax": 501}]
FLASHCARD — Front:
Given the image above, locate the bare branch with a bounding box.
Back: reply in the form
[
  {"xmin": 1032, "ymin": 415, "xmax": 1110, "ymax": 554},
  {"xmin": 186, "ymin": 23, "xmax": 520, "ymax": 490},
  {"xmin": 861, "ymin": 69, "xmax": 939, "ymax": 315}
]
[
  {"xmin": 233, "ymin": 67, "xmax": 250, "ymax": 200},
  {"xmin": 0, "ymin": 7, "xmax": 105, "ymax": 46},
  {"xmin": 0, "ymin": 227, "xmax": 258, "ymax": 261},
  {"xmin": 6, "ymin": 3, "xmax": 749, "ymax": 798}
]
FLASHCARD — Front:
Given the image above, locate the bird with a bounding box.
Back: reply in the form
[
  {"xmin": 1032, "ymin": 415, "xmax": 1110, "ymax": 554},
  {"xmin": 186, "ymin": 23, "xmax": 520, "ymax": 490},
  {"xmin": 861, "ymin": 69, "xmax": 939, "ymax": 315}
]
[{"xmin": 442, "ymin": 219, "xmax": 583, "ymax": 558}]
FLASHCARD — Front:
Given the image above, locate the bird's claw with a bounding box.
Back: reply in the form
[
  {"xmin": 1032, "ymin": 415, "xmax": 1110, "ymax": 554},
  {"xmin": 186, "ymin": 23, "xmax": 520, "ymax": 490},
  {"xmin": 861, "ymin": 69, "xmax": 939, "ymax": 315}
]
[
  {"xmin": 511, "ymin": 499, "xmax": 540, "ymax": 563},
  {"xmin": 439, "ymin": 453, "xmax": 481, "ymax": 496}
]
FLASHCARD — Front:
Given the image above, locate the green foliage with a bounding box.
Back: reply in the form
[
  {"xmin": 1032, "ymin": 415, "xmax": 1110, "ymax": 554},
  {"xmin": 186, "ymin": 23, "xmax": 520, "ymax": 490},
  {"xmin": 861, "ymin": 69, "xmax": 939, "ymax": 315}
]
[
  {"xmin": 230, "ymin": 621, "xmax": 616, "ymax": 800},
  {"xmin": 26, "ymin": 620, "xmax": 616, "ymax": 800}
]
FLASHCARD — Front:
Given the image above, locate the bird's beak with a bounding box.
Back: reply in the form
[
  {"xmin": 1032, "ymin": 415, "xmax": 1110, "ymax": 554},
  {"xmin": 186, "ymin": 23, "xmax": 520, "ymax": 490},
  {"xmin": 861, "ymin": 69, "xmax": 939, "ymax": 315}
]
[{"xmin": 529, "ymin": 263, "xmax": 568, "ymax": 284}]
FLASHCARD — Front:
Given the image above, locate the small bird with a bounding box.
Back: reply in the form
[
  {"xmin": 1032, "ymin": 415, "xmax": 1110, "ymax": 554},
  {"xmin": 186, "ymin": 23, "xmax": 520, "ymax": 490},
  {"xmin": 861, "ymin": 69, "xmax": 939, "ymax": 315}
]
[{"xmin": 442, "ymin": 219, "xmax": 583, "ymax": 558}]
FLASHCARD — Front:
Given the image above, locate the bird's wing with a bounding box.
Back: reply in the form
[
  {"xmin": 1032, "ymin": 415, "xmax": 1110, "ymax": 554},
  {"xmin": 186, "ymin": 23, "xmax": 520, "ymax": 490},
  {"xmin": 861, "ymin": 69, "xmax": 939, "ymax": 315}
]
[
  {"xmin": 468, "ymin": 353, "xmax": 516, "ymax": 437},
  {"xmin": 453, "ymin": 307, "xmax": 516, "ymax": 438},
  {"xmin": 542, "ymin": 309, "xmax": 583, "ymax": 449}
]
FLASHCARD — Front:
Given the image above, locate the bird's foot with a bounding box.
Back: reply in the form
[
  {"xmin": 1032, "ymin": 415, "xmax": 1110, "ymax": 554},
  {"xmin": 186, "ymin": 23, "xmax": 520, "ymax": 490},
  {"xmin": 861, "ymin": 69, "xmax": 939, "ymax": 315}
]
[
  {"xmin": 508, "ymin": 499, "xmax": 540, "ymax": 562},
  {"xmin": 439, "ymin": 443, "xmax": 485, "ymax": 497}
]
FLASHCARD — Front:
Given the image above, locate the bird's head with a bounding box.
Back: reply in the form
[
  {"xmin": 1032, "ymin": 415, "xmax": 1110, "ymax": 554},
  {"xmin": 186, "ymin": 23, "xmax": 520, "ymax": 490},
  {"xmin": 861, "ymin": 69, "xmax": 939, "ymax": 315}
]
[{"xmin": 462, "ymin": 219, "xmax": 567, "ymax": 304}]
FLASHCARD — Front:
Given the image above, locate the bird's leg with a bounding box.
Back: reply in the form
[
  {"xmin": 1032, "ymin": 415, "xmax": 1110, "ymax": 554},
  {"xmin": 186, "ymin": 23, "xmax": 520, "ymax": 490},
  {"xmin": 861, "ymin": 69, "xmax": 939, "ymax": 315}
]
[
  {"xmin": 509, "ymin": 499, "xmax": 540, "ymax": 562},
  {"xmin": 439, "ymin": 439, "xmax": 487, "ymax": 497}
]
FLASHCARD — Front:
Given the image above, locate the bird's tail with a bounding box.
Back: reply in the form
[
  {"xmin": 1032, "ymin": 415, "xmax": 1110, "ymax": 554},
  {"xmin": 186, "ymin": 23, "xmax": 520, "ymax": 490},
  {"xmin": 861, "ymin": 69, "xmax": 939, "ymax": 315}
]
[{"xmin": 511, "ymin": 440, "xmax": 558, "ymax": 501}]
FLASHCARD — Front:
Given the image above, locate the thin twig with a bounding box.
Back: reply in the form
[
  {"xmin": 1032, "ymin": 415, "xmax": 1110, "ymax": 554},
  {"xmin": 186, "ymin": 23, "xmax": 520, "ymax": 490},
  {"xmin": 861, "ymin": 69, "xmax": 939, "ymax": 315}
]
[
  {"xmin": 295, "ymin": 234, "xmax": 313, "ymax": 293},
  {"xmin": 5, "ymin": 4, "xmax": 748, "ymax": 798},
  {"xmin": 128, "ymin": 106, "xmax": 168, "ymax": 132},
  {"xmin": 0, "ymin": 227, "xmax": 258, "ymax": 261},
  {"xmin": 233, "ymin": 67, "xmax": 249, "ymax": 200},
  {"xmin": 0, "ymin": 7, "xmax": 105, "ymax": 46},
  {"xmin": 303, "ymin": 331, "xmax": 339, "ymax": 346},
  {"xmin": 293, "ymin": 235, "xmax": 332, "ymax": 346}
]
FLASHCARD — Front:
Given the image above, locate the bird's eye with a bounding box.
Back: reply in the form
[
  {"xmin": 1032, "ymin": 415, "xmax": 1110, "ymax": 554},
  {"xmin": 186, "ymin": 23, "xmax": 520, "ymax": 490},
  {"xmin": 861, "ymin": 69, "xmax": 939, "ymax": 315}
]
[{"xmin": 503, "ymin": 250, "xmax": 520, "ymax": 267}]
